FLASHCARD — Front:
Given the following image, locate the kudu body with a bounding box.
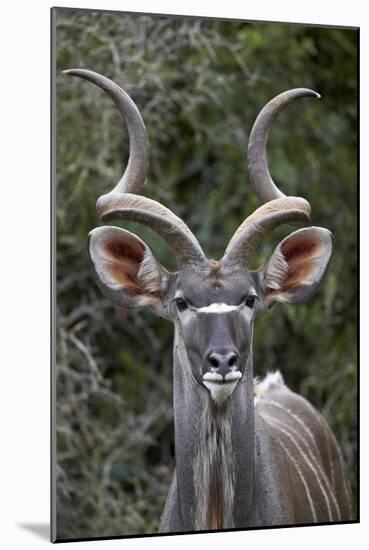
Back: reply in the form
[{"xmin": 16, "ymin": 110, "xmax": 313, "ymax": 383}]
[{"xmin": 65, "ymin": 69, "xmax": 352, "ymax": 531}]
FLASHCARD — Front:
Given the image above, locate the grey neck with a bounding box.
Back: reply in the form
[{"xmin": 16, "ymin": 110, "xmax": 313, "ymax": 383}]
[{"xmin": 172, "ymin": 332, "xmax": 256, "ymax": 530}]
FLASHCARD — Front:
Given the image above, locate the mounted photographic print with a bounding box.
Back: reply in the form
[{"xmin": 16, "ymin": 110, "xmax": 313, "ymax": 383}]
[{"xmin": 51, "ymin": 6, "xmax": 358, "ymax": 543}]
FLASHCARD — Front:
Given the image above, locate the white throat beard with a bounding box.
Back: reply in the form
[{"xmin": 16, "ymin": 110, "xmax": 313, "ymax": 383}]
[
  {"xmin": 203, "ymin": 379, "xmax": 240, "ymax": 404},
  {"xmin": 202, "ymin": 371, "xmax": 242, "ymax": 404}
]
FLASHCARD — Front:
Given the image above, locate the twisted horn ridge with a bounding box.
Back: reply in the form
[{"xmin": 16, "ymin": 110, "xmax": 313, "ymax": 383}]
[
  {"xmin": 97, "ymin": 193, "xmax": 207, "ymax": 265},
  {"xmin": 247, "ymin": 88, "xmax": 320, "ymax": 203},
  {"xmin": 222, "ymin": 197, "xmax": 311, "ymax": 268},
  {"xmin": 223, "ymin": 88, "xmax": 319, "ymax": 267},
  {"xmin": 64, "ymin": 69, "xmax": 206, "ymax": 267}
]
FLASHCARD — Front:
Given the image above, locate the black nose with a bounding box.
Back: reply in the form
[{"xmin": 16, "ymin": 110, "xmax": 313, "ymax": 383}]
[{"xmin": 207, "ymin": 350, "xmax": 239, "ymax": 375}]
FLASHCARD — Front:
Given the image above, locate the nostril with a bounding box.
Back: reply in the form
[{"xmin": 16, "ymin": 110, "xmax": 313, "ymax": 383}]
[
  {"xmin": 207, "ymin": 351, "xmax": 239, "ymax": 370},
  {"xmin": 208, "ymin": 353, "xmax": 220, "ymax": 368}
]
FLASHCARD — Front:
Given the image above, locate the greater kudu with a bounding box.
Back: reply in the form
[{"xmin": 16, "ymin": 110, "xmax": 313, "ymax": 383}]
[{"xmin": 64, "ymin": 69, "xmax": 352, "ymax": 531}]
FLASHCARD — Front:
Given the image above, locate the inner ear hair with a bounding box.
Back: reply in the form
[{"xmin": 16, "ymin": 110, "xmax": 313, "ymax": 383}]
[
  {"xmin": 264, "ymin": 246, "xmax": 289, "ymax": 293},
  {"xmin": 89, "ymin": 226, "xmax": 166, "ymax": 310},
  {"xmin": 137, "ymin": 249, "xmax": 163, "ymax": 295},
  {"xmin": 262, "ymin": 226, "xmax": 333, "ymax": 305}
]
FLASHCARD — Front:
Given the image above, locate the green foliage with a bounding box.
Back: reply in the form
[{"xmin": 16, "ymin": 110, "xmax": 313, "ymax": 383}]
[{"xmin": 55, "ymin": 8, "xmax": 357, "ymax": 539}]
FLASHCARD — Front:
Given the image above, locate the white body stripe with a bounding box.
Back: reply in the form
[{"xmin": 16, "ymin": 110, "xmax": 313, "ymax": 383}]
[
  {"xmin": 262, "ymin": 412, "xmax": 341, "ymax": 520},
  {"xmin": 266, "ymin": 399, "xmax": 321, "ymax": 457},
  {"xmin": 277, "ymin": 438, "xmax": 317, "ymax": 523},
  {"xmin": 261, "ymin": 413, "xmax": 334, "ymax": 521},
  {"xmin": 303, "ymin": 398, "xmax": 352, "ymax": 512}
]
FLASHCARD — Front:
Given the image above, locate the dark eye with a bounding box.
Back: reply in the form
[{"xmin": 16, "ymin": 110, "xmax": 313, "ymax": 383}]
[
  {"xmin": 175, "ymin": 297, "xmax": 188, "ymax": 312},
  {"xmin": 245, "ymin": 295, "xmax": 258, "ymax": 308}
]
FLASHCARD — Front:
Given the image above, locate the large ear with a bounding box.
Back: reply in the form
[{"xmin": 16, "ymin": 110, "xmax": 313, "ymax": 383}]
[
  {"xmin": 260, "ymin": 227, "xmax": 333, "ymax": 305},
  {"xmin": 88, "ymin": 226, "xmax": 168, "ymax": 310}
]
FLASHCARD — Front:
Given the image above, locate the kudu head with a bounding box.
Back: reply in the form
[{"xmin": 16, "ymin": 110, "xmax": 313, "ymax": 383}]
[{"xmin": 65, "ymin": 69, "xmax": 333, "ymax": 404}]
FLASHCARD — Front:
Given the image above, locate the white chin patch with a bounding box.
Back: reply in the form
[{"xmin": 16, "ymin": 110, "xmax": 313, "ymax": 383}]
[{"xmin": 202, "ymin": 374, "xmax": 241, "ymax": 404}]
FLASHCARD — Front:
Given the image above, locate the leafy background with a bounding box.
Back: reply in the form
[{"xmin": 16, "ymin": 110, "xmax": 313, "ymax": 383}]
[{"xmin": 54, "ymin": 8, "xmax": 357, "ymax": 540}]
